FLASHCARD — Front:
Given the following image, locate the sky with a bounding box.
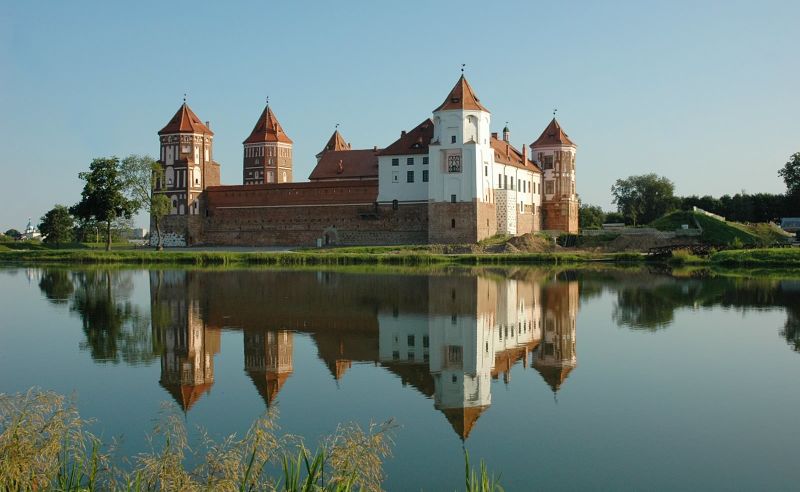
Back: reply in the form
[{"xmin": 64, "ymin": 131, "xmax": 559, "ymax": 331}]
[{"xmin": 1, "ymin": 0, "xmax": 798, "ymax": 230}]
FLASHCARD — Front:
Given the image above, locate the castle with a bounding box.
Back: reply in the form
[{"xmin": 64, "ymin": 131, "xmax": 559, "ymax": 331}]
[{"xmin": 152, "ymin": 75, "xmax": 578, "ymax": 247}]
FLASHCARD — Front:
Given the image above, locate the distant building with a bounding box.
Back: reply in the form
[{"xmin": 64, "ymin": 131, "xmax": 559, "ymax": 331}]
[
  {"xmin": 20, "ymin": 218, "xmax": 41, "ymax": 240},
  {"xmin": 780, "ymin": 218, "xmax": 800, "ymax": 236}
]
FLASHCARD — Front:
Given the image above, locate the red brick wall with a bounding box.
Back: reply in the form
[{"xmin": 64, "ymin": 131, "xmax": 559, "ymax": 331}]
[
  {"xmin": 201, "ymin": 202, "xmax": 427, "ymax": 246},
  {"xmin": 428, "ymin": 202, "xmax": 479, "ymax": 244},
  {"xmin": 206, "ymin": 181, "xmax": 378, "ymax": 208}
]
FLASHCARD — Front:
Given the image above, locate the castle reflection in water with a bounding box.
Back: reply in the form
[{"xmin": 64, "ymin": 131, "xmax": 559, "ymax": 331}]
[{"xmin": 150, "ymin": 270, "xmax": 578, "ymax": 439}]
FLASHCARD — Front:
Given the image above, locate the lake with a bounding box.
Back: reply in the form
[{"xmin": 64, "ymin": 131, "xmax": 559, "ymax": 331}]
[{"xmin": 1, "ymin": 266, "xmax": 799, "ymax": 490}]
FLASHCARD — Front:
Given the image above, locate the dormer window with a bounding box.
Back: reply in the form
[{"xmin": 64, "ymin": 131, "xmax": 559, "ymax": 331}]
[{"xmin": 451, "ymin": 97, "xmax": 459, "ymax": 103}]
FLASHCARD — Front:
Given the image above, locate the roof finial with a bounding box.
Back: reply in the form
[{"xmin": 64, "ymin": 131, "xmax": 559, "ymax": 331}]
[
  {"xmin": 553, "ymin": 108, "xmax": 558, "ymax": 117},
  {"xmin": 335, "ymin": 123, "xmax": 339, "ymax": 130},
  {"xmin": 461, "ymin": 63, "xmax": 465, "ymax": 74}
]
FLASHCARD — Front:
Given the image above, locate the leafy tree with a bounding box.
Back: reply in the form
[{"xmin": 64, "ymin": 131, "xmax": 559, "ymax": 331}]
[
  {"xmin": 38, "ymin": 205, "xmax": 74, "ymax": 248},
  {"xmin": 4, "ymin": 229, "xmax": 21, "ymax": 240},
  {"xmin": 611, "ymin": 173, "xmax": 677, "ymax": 226},
  {"xmin": 71, "ymin": 157, "xmax": 138, "ymax": 251},
  {"xmin": 578, "ymin": 204, "xmax": 605, "ymax": 229},
  {"xmin": 779, "ymin": 152, "xmax": 800, "ymax": 196},
  {"xmin": 604, "ymin": 211, "xmax": 625, "ymax": 224},
  {"xmin": 38, "ymin": 270, "xmax": 74, "ymax": 304},
  {"xmin": 119, "ymin": 154, "xmax": 169, "ymax": 250}
]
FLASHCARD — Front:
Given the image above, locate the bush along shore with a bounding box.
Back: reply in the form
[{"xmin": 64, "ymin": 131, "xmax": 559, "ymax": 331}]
[
  {"xmin": 0, "ymin": 246, "xmax": 798, "ymax": 268},
  {"xmin": 0, "ymin": 389, "xmax": 502, "ymax": 492}
]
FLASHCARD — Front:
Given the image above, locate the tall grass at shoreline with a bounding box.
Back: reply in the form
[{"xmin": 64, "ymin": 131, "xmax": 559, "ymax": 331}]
[
  {"xmin": 0, "ymin": 389, "xmax": 502, "ymax": 491},
  {"xmin": 0, "ymin": 389, "xmax": 395, "ymax": 491}
]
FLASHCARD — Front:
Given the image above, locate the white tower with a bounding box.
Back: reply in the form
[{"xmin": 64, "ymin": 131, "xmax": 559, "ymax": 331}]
[{"xmin": 428, "ymin": 75, "xmax": 494, "ymax": 243}]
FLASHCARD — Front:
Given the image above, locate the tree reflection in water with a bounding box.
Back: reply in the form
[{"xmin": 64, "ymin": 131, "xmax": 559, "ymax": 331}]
[{"xmin": 38, "ymin": 269, "xmax": 158, "ymax": 365}]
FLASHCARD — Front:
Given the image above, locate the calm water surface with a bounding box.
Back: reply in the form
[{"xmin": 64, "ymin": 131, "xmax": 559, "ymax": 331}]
[{"xmin": 1, "ymin": 266, "xmax": 800, "ymax": 490}]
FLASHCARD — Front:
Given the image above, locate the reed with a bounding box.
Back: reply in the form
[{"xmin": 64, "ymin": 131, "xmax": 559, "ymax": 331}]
[{"xmin": 0, "ymin": 389, "xmax": 397, "ymax": 491}]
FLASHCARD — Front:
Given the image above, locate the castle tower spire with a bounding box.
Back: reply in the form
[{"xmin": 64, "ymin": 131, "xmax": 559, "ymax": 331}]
[
  {"xmin": 531, "ymin": 118, "xmax": 578, "ymax": 233},
  {"xmin": 243, "ymin": 102, "xmax": 293, "ymax": 185},
  {"xmin": 155, "ymin": 101, "xmax": 216, "ymax": 221}
]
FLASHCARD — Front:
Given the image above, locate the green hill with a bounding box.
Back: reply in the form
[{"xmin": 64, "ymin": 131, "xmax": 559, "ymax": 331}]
[{"xmin": 650, "ymin": 211, "xmax": 788, "ymax": 246}]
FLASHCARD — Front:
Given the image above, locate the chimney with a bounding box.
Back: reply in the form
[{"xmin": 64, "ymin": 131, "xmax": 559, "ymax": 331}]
[
  {"xmin": 522, "ymin": 144, "xmax": 527, "ymax": 164},
  {"xmin": 373, "ymin": 145, "xmax": 377, "ymax": 151},
  {"xmin": 491, "ymin": 132, "xmax": 498, "ymax": 139},
  {"xmin": 401, "ymin": 130, "xmax": 406, "ymax": 137},
  {"xmin": 205, "ymin": 121, "xmax": 211, "ymax": 129}
]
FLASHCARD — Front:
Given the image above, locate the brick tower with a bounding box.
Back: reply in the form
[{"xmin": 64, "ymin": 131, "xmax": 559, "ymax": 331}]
[
  {"xmin": 530, "ymin": 119, "xmax": 578, "ymax": 233},
  {"xmin": 243, "ymin": 102, "xmax": 293, "ymax": 185},
  {"xmin": 156, "ymin": 101, "xmax": 218, "ymax": 216}
]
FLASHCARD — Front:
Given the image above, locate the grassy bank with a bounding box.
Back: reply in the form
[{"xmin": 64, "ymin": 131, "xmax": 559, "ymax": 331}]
[{"xmin": 0, "ymin": 248, "xmax": 645, "ymax": 266}]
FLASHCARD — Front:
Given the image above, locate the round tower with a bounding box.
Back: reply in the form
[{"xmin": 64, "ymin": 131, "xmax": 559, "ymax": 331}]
[{"xmin": 530, "ymin": 118, "xmax": 578, "ymax": 233}]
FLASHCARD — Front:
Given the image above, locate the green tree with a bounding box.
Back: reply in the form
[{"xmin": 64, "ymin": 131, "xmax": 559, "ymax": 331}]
[
  {"xmin": 4, "ymin": 229, "xmax": 21, "ymax": 240},
  {"xmin": 38, "ymin": 205, "xmax": 74, "ymax": 248},
  {"xmin": 611, "ymin": 173, "xmax": 677, "ymax": 226},
  {"xmin": 71, "ymin": 157, "xmax": 138, "ymax": 251},
  {"xmin": 779, "ymin": 152, "xmax": 800, "ymax": 196},
  {"xmin": 119, "ymin": 154, "xmax": 169, "ymax": 250},
  {"xmin": 578, "ymin": 204, "xmax": 605, "ymax": 229}
]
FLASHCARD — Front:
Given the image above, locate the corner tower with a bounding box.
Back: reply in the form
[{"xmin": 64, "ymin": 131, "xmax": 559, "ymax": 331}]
[
  {"xmin": 156, "ymin": 102, "xmax": 217, "ymax": 216},
  {"xmin": 530, "ymin": 119, "xmax": 578, "ymax": 233},
  {"xmin": 428, "ymin": 75, "xmax": 495, "ymax": 243},
  {"xmin": 243, "ymin": 103, "xmax": 293, "ymax": 185}
]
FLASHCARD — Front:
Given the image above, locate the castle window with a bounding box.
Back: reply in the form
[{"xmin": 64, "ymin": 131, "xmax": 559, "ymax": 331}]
[
  {"xmin": 447, "ymin": 154, "xmax": 461, "ymax": 173},
  {"xmin": 406, "ymin": 171, "xmax": 414, "ymax": 183},
  {"xmin": 392, "ymin": 199, "xmax": 399, "ymax": 210},
  {"xmin": 422, "ymin": 170, "xmax": 429, "ymax": 182},
  {"xmin": 407, "ymin": 157, "xmax": 414, "ymax": 165},
  {"xmin": 391, "ymin": 158, "xmax": 399, "ymax": 166},
  {"xmin": 423, "ymin": 157, "xmax": 429, "ymax": 165},
  {"xmin": 545, "ymin": 180, "xmax": 555, "ymax": 195},
  {"xmin": 451, "ymin": 194, "xmax": 456, "ymax": 203},
  {"xmin": 392, "ymin": 171, "xmax": 399, "ymax": 183},
  {"xmin": 408, "ymin": 335, "xmax": 415, "ymax": 347},
  {"xmin": 423, "ymin": 335, "xmax": 429, "ymax": 348},
  {"xmin": 451, "ymin": 135, "xmax": 456, "ymax": 144},
  {"xmin": 451, "ymin": 218, "xmax": 456, "ymax": 228},
  {"xmin": 484, "ymin": 166, "xmax": 488, "ymax": 177},
  {"xmin": 498, "ymin": 174, "xmax": 502, "ymax": 188},
  {"xmin": 510, "ymin": 177, "xmax": 514, "ymax": 190},
  {"xmin": 543, "ymin": 155, "xmax": 554, "ymax": 170}
]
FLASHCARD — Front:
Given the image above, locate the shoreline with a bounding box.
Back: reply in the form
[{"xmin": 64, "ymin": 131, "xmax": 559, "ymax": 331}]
[{"xmin": 1, "ymin": 246, "xmax": 798, "ymax": 268}]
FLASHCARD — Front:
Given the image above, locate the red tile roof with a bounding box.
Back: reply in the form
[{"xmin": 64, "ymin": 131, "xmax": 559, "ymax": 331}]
[
  {"xmin": 243, "ymin": 105, "xmax": 293, "ymax": 144},
  {"xmin": 316, "ymin": 130, "xmax": 351, "ymax": 158},
  {"xmin": 490, "ymin": 136, "xmax": 542, "ymax": 173},
  {"xmin": 441, "ymin": 405, "xmax": 489, "ymax": 440},
  {"xmin": 433, "ymin": 75, "xmax": 489, "ymax": 113},
  {"xmin": 530, "ymin": 118, "xmax": 575, "ymax": 147},
  {"xmin": 158, "ymin": 103, "xmax": 214, "ymax": 136},
  {"xmin": 378, "ymin": 119, "xmax": 434, "ymax": 156},
  {"xmin": 309, "ymin": 149, "xmax": 379, "ymax": 181}
]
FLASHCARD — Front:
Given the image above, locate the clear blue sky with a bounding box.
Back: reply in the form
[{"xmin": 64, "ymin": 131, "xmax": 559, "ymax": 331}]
[{"xmin": 1, "ymin": 0, "xmax": 798, "ymax": 230}]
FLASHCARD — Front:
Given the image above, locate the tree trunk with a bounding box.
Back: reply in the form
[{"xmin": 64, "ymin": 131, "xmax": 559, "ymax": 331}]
[
  {"xmin": 155, "ymin": 217, "xmax": 164, "ymax": 251},
  {"xmin": 106, "ymin": 219, "xmax": 112, "ymax": 251}
]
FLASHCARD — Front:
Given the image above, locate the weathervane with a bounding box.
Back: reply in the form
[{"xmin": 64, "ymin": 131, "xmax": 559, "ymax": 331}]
[
  {"xmin": 335, "ymin": 123, "xmax": 340, "ymax": 130},
  {"xmin": 553, "ymin": 108, "xmax": 558, "ymax": 117},
  {"xmin": 461, "ymin": 63, "xmax": 465, "ymax": 73},
  {"xmin": 266, "ymin": 95, "xmax": 269, "ymax": 106},
  {"xmin": 183, "ymin": 93, "xmax": 187, "ymax": 103}
]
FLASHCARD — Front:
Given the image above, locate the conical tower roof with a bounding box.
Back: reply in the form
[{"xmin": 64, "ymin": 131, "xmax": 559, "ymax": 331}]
[
  {"xmin": 159, "ymin": 103, "xmax": 214, "ymax": 135},
  {"xmin": 441, "ymin": 406, "xmax": 489, "ymax": 440},
  {"xmin": 531, "ymin": 118, "xmax": 575, "ymax": 147},
  {"xmin": 244, "ymin": 105, "xmax": 293, "ymax": 144},
  {"xmin": 159, "ymin": 380, "xmax": 213, "ymax": 412},
  {"xmin": 248, "ymin": 371, "xmax": 291, "ymax": 407},
  {"xmin": 433, "ymin": 75, "xmax": 489, "ymax": 113},
  {"xmin": 533, "ymin": 362, "xmax": 575, "ymax": 393},
  {"xmin": 316, "ymin": 129, "xmax": 350, "ymax": 158}
]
